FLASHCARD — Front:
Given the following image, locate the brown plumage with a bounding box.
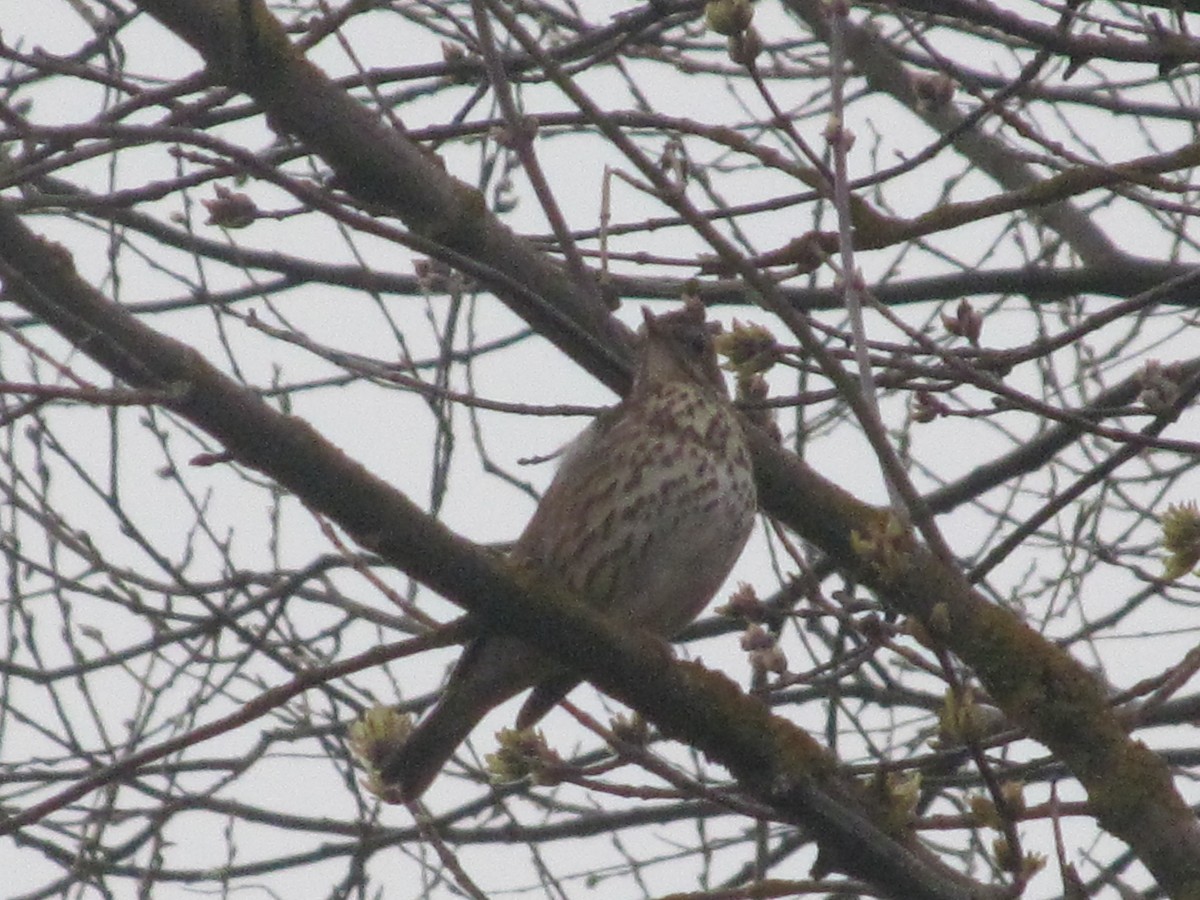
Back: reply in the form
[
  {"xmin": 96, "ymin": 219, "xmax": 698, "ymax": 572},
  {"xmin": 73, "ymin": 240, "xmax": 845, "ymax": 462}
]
[{"xmin": 381, "ymin": 299, "xmax": 756, "ymax": 799}]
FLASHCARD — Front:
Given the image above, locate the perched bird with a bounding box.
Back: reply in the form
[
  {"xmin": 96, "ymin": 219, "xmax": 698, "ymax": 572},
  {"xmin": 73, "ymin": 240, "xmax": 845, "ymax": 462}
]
[{"xmin": 381, "ymin": 298, "xmax": 756, "ymax": 799}]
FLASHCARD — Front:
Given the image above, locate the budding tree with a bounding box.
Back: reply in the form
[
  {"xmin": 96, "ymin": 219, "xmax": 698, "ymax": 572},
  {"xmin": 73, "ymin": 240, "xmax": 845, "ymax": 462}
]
[{"xmin": 3, "ymin": 2, "xmax": 1200, "ymax": 898}]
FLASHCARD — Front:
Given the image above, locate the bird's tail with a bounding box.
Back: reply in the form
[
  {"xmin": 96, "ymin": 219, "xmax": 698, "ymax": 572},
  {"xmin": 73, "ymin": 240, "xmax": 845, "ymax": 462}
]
[
  {"xmin": 380, "ymin": 636, "xmax": 546, "ymax": 800},
  {"xmin": 381, "ymin": 682, "xmax": 488, "ymax": 801}
]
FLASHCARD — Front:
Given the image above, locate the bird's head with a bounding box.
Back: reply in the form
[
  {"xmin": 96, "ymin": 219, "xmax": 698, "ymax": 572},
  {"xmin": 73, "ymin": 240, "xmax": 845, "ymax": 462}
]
[{"xmin": 636, "ymin": 298, "xmax": 728, "ymax": 396}]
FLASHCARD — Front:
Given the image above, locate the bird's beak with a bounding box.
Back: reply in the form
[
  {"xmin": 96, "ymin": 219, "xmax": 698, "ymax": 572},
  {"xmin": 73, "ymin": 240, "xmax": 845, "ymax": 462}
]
[{"xmin": 641, "ymin": 306, "xmax": 659, "ymax": 336}]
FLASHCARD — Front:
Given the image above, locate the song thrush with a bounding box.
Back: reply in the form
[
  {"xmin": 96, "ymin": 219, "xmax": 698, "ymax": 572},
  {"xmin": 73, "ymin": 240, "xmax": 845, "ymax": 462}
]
[{"xmin": 381, "ymin": 298, "xmax": 756, "ymax": 799}]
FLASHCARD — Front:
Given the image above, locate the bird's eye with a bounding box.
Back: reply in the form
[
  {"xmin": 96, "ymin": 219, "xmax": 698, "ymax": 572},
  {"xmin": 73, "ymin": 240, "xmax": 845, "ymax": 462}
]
[{"xmin": 682, "ymin": 330, "xmax": 709, "ymax": 356}]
